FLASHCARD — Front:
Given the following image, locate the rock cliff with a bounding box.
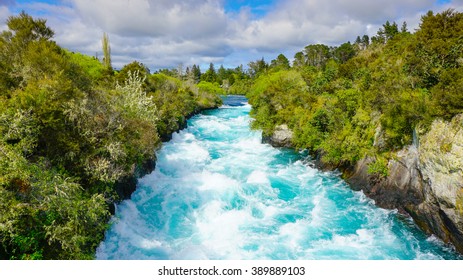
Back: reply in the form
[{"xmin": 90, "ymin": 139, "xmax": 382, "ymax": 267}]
[
  {"xmin": 345, "ymin": 114, "xmax": 463, "ymax": 253},
  {"xmin": 265, "ymin": 117, "xmax": 463, "ymax": 254}
]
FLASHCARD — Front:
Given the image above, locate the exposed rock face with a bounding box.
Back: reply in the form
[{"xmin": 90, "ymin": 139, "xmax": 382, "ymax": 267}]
[
  {"xmin": 263, "ymin": 124, "xmax": 294, "ymax": 148},
  {"xmin": 345, "ymin": 114, "xmax": 463, "ymax": 253},
  {"xmin": 416, "ymin": 115, "xmax": 463, "ymax": 252}
]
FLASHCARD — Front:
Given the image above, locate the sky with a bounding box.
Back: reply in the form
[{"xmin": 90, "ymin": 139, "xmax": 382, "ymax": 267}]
[{"xmin": 0, "ymin": 0, "xmax": 462, "ymax": 71}]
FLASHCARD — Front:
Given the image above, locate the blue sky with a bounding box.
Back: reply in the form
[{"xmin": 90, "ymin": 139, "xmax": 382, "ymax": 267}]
[
  {"xmin": 224, "ymin": 0, "xmax": 276, "ymax": 16},
  {"xmin": 1, "ymin": 0, "xmax": 461, "ymax": 70}
]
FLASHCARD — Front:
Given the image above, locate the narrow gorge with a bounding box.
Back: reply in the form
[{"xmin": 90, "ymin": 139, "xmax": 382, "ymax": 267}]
[{"xmin": 97, "ymin": 96, "xmax": 461, "ymax": 259}]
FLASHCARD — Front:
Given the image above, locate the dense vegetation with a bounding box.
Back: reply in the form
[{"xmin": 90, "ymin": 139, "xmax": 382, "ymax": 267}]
[
  {"xmin": 2, "ymin": 8, "xmax": 462, "ymax": 260},
  {"xmin": 246, "ymin": 9, "xmax": 463, "ymax": 174},
  {"xmin": 0, "ymin": 12, "xmax": 221, "ymax": 259}
]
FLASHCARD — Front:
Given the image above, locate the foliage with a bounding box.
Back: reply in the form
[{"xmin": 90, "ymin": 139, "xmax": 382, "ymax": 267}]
[
  {"xmin": 0, "ymin": 141, "xmax": 110, "ymax": 259},
  {"xmin": 247, "ymin": 70, "xmax": 310, "ymax": 136},
  {"xmin": 116, "ymin": 61, "xmax": 151, "ymax": 88},
  {"xmin": 116, "ymin": 71, "xmax": 158, "ymax": 125},
  {"xmin": 270, "ymin": 54, "xmax": 290, "ymax": 71},
  {"xmin": 247, "ymin": 9, "xmax": 463, "ymax": 169},
  {"xmin": 248, "ymin": 58, "xmax": 268, "ymax": 78},
  {"xmin": 66, "ymin": 51, "xmax": 105, "ymax": 81},
  {"xmin": 367, "ymin": 156, "xmax": 389, "ymax": 178},
  {"xmin": 197, "ymin": 81, "xmax": 226, "ymax": 95},
  {"xmin": 202, "ymin": 63, "xmax": 217, "ymax": 83},
  {"xmin": 0, "ymin": 12, "xmax": 222, "ymax": 259}
]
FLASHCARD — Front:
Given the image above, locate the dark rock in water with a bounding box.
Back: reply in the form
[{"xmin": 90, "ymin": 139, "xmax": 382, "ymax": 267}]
[{"xmin": 113, "ymin": 159, "xmax": 156, "ymax": 207}]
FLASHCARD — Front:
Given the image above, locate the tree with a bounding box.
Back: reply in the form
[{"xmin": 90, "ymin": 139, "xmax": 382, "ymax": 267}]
[
  {"xmin": 362, "ymin": 35, "xmax": 370, "ymax": 46},
  {"xmin": 401, "ymin": 21, "xmax": 408, "ymax": 33},
  {"xmin": 408, "ymin": 9, "xmax": 463, "ymax": 88},
  {"xmin": 332, "ymin": 42, "xmax": 355, "ymax": 63},
  {"xmin": 375, "ymin": 21, "xmax": 399, "ymax": 44},
  {"xmin": 270, "ymin": 54, "xmax": 290, "ymax": 70},
  {"xmin": 4, "ymin": 11, "xmax": 54, "ymax": 46},
  {"xmin": 355, "ymin": 35, "xmax": 369, "ymax": 50},
  {"xmin": 217, "ymin": 64, "xmax": 227, "ymax": 85},
  {"xmin": 116, "ymin": 61, "xmax": 151, "ymax": 90},
  {"xmin": 176, "ymin": 63, "xmax": 184, "ymax": 80},
  {"xmin": 293, "ymin": 51, "xmax": 306, "ymax": 68},
  {"xmin": 248, "ymin": 58, "xmax": 268, "ymax": 78},
  {"xmin": 202, "ymin": 63, "xmax": 217, "ymax": 83},
  {"xmin": 102, "ymin": 32, "xmax": 112, "ymax": 70},
  {"xmin": 304, "ymin": 44, "xmax": 330, "ymax": 68},
  {"xmin": 191, "ymin": 64, "xmax": 201, "ymax": 83},
  {"xmin": 0, "ymin": 11, "xmax": 56, "ymax": 91}
]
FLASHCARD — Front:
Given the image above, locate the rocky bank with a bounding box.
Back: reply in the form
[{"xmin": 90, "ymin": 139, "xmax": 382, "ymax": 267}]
[
  {"xmin": 265, "ymin": 116, "xmax": 463, "ymax": 254},
  {"xmin": 262, "ymin": 124, "xmax": 294, "ymax": 148}
]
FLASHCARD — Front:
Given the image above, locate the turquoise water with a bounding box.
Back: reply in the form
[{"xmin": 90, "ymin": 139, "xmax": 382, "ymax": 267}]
[{"xmin": 96, "ymin": 96, "xmax": 461, "ymax": 260}]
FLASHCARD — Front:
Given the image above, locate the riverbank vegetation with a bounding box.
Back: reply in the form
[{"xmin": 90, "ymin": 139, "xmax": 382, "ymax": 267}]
[
  {"xmin": 246, "ymin": 9, "xmax": 463, "ymax": 170},
  {"xmin": 0, "ymin": 12, "xmax": 221, "ymax": 259}
]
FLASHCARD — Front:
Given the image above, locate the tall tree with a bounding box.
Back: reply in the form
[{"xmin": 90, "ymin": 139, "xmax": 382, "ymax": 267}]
[
  {"xmin": 248, "ymin": 58, "xmax": 268, "ymax": 78},
  {"xmin": 304, "ymin": 44, "xmax": 330, "ymax": 68},
  {"xmin": 102, "ymin": 32, "xmax": 112, "ymax": 70},
  {"xmin": 401, "ymin": 21, "xmax": 408, "ymax": 33},
  {"xmin": 333, "ymin": 42, "xmax": 355, "ymax": 63},
  {"xmin": 293, "ymin": 51, "xmax": 306, "ymax": 68},
  {"xmin": 375, "ymin": 21, "xmax": 399, "ymax": 43},
  {"xmin": 270, "ymin": 54, "xmax": 290, "ymax": 70},
  {"xmin": 176, "ymin": 63, "xmax": 184, "ymax": 80},
  {"xmin": 191, "ymin": 64, "xmax": 201, "ymax": 83},
  {"xmin": 1, "ymin": 11, "xmax": 55, "ymax": 90},
  {"xmin": 362, "ymin": 35, "xmax": 370, "ymax": 46},
  {"xmin": 202, "ymin": 63, "xmax": 217, "ymax": 83},
  {"xmin": 217, "ymin": 64, "xmax": 227, "ymax": 85},
  {"xmin": 4, "ymin": 10, "xmax": 54, "ymax": 45}
]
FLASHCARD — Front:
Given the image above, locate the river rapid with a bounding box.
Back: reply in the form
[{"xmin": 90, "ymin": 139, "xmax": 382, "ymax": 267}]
[{"xmin": 96, "ymin": 96, "xmax": 461, "ymax": 260}]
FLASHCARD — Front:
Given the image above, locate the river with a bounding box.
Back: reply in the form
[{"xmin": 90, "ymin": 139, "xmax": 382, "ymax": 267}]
[{"xmin": 96, "ymin": 96, "xmax": 461, "ymax": 260}]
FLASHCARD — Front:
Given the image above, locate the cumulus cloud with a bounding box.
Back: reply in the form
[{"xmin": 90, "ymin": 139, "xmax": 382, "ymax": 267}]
[
  {"xmin": 72, "ymin": 0, "xmax": 229, "ymax": 39},
  {"xmin": 2, "ymin": 0, "xmax": 460, "ymax": 69},
  {"xmin": 230, "ymin": 0, "xmax": 439, "ymax": 50}
]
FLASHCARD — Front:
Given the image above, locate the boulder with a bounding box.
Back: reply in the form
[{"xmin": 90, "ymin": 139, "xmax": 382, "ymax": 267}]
[{"xmin": 264, "ymin": 124, "xmax": 293, "ymax": 148}]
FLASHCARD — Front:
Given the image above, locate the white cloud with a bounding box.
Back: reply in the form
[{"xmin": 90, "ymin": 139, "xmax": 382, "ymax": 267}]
[
  {"xmin": 72, "ymin": 0, "xmax": 229, "ymax": 39},
  {"xmin": 1, "ymin": 0, "xmax": 460, "ymax": 70},
  {"xmin": 230, "ymin": 0, "xmax": 439, "ymax": 50}
]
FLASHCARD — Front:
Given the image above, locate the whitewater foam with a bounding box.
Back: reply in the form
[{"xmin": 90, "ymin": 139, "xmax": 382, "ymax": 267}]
[{"xmin": 96, "ymin": 97, "xmax": 462, "ymax": 260}]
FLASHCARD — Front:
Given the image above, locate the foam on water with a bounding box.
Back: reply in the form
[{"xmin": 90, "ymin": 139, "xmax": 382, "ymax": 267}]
[{"xmin": 96, "ymin": 96, "xmax": 462, "ymax": 260}]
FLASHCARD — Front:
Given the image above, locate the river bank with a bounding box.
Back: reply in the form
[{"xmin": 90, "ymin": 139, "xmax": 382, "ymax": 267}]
[
  {"xmin": 264, "ymin": 115, "xmax": 463, "ymax": 255},
  {"xmin": 97, "ymin": 96, "xmax": 461, "ymax": 259}
]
